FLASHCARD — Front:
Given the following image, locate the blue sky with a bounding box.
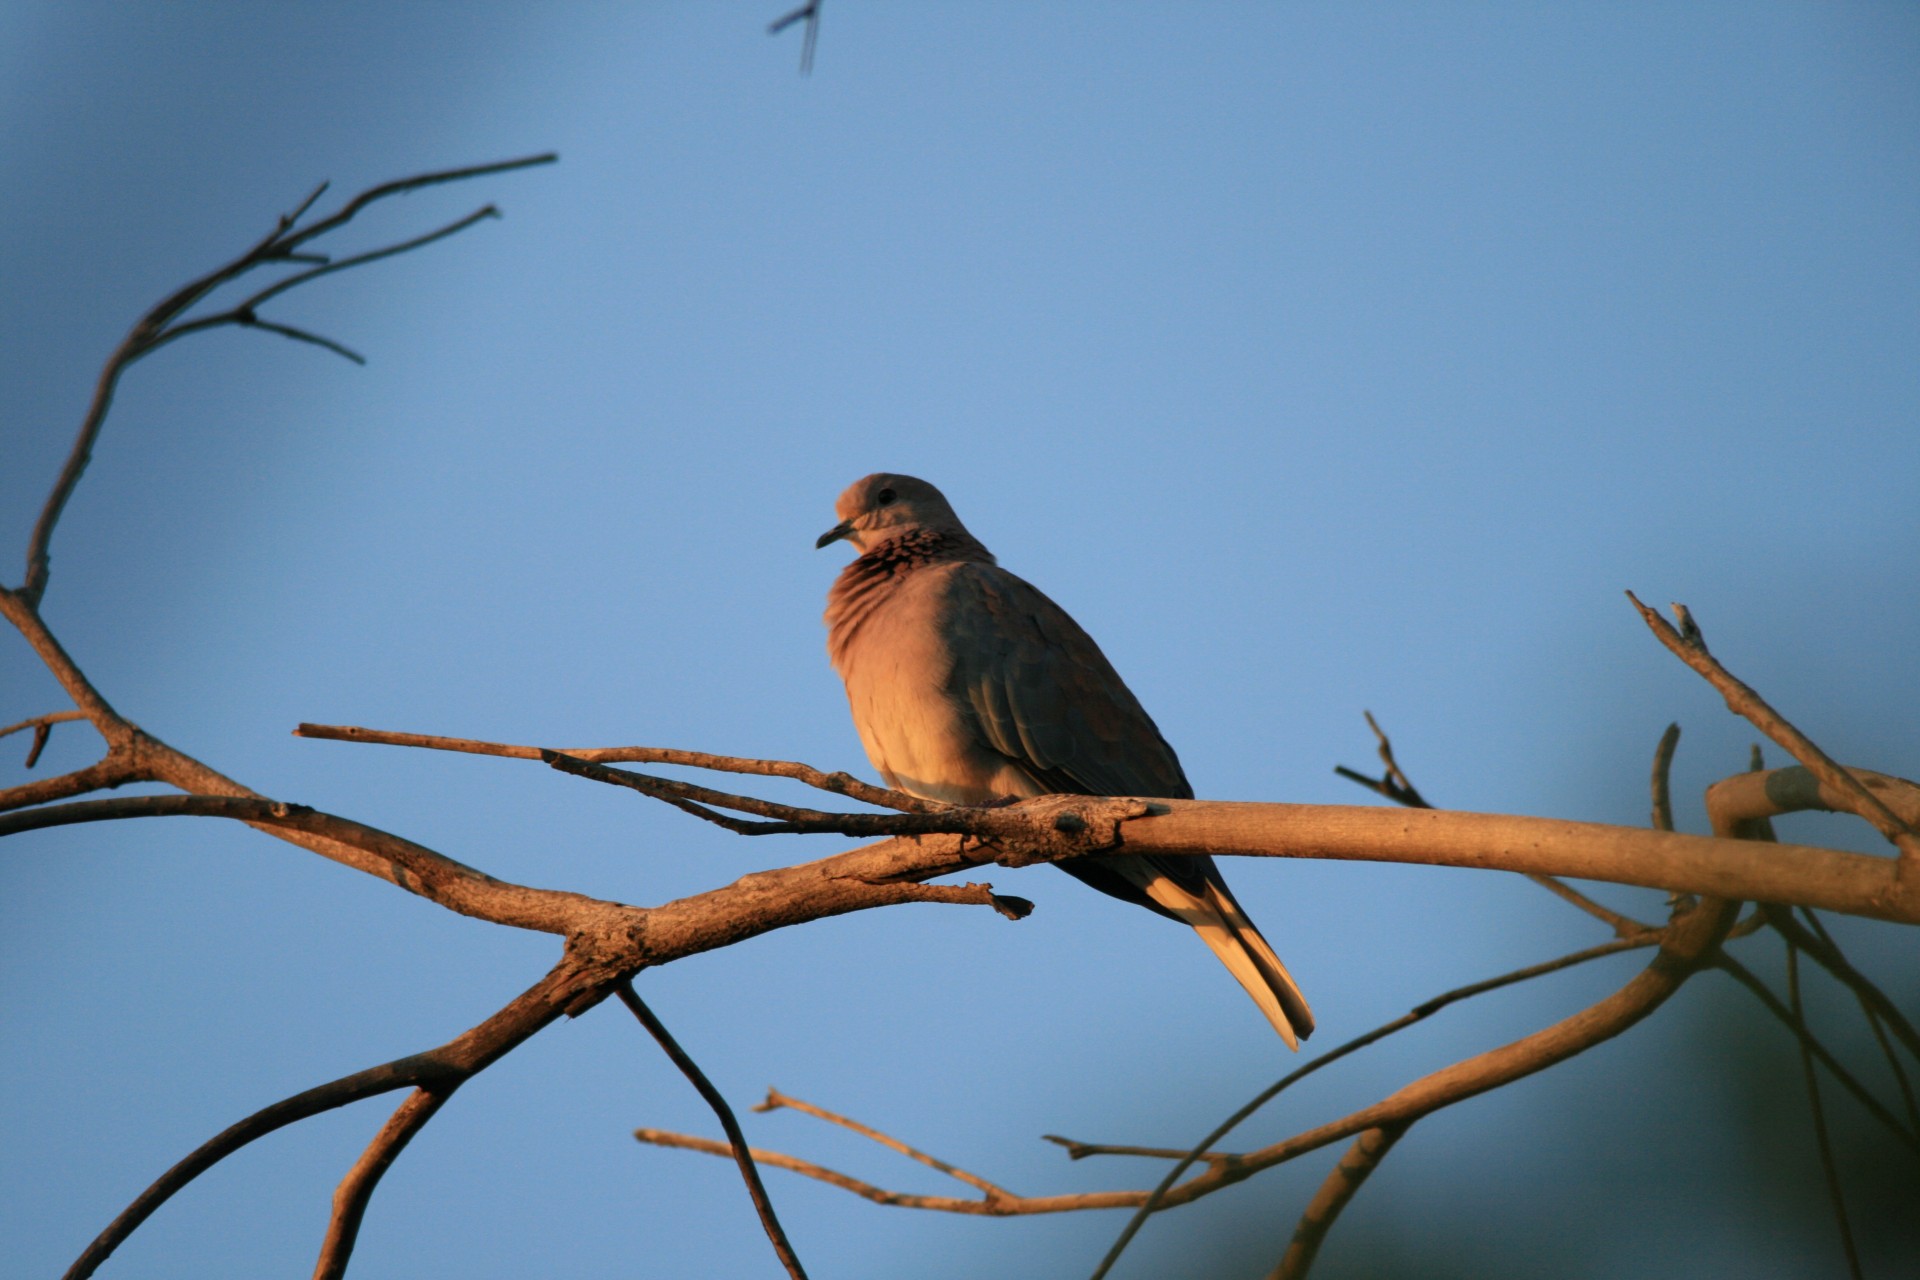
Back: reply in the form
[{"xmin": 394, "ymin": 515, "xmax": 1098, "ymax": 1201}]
[{"xmin": 4, "ymin": 5, "xmax": 1917, "ymax": 1277}]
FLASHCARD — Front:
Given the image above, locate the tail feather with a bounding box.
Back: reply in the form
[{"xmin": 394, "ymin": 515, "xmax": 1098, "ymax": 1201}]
[{"xmin": 1136, "ymin": 870, "xmax": 1314, "ymax": 1049}]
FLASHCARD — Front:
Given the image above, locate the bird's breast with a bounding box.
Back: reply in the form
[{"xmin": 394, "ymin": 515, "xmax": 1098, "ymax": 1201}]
[{"xmin": 828, "ymin": 567, "xmax": 1007, "ymax": 804}]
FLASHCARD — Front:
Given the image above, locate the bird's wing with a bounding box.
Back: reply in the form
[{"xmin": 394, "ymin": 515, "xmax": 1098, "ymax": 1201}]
[
  {"xmin": 939, "ymin": 562, "xmax": 1314, "ymax": 1044},
  {"xmin": 942, "ymin": 562, "xmax": 1192, "ymax": 801},
  {"xmin": 941, "ymin": 562, "xmax": 1218, "ymax": 918}
]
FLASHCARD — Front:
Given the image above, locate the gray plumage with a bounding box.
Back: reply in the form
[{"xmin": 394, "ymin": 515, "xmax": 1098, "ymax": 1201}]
[{"xmin": 818, "ymin": 473, "xmax": 1313, "ymax": 1047}]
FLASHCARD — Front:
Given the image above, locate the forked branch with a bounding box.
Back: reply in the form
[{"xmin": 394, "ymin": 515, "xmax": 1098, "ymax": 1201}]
[{"xmin": 14, "ymin": 153, "xmax": 555, "ymax": 608}]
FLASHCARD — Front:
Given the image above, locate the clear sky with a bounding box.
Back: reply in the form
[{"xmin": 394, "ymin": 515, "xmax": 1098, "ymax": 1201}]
[{"xmin": 4, "ymin": 5, "xmax": 1917, "ymax": 1278}]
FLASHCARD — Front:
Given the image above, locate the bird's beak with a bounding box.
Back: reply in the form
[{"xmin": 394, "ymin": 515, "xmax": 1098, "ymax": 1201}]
[{"xmin": 815, "ymin": 519, "xmax": 855, "ymax": 549}]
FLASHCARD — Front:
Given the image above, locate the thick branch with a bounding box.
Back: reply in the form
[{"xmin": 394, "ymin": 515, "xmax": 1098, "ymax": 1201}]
[
  {"xmin": 0, "ymin": 793, "xmax": 630, "ymax": 936},
  {"xmin": 1105, "ymin": 800, "xmax": 1917, "ymax": 924}
]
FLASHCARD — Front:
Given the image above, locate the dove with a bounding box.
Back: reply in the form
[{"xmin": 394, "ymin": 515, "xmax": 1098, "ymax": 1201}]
[{"xmin": 818, "ymin": 473, "xmax": 1313, "ymax": 1046}]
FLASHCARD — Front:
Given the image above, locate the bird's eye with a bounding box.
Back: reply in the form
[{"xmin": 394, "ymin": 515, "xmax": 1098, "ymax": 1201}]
[{"xmin": 876, "ymin": 488, "xmax": 897, "ymax": 506}]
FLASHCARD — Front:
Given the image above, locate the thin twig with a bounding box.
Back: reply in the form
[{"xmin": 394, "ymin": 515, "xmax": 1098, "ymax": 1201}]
[
  {"xmin": 1, "ymin": 710, "xmax": 88, "ymax": 767},
  {"xmin": 542, "ymin": 750, "xmax": 966, "ymax": 837},
  {"xmin": 1087, "ymin": 929, "xmax": 1667, "ymax": 1277},
  {"xmin": 1523, "ymin": 873, "xmax": 1649, "ymax": 937},
  {"xmin": 637, "ymin": 934, "xmax": 1663, "ymax": 1227},
  {"xmin": 1797, "ymin": 909, "xmax": 1920, "ymax": 1135},
  {"xmin": 294, "ymin": 722, "xmax": 944, "ymax": 813},
  {"xmin": 1269, "ymin": 1122, "xmax": 1409, "ymax": 1280},
  {"xmin": 1787, "ymin": 943, "xmax": 1864, "ymax": 1279},
  {"xmin": 313, "ymin": 1088, "xmax": 451, "ymax": 1280},
  {"xmin": 1651, "ymin": 722, "xmax": 1680, "ymax": 834},
  {"xmin": 1041, "ymin": 1136, "xmax": 1235, "ymax": 1166},
  {"xmin": 1335, "ymin": 712, "xmax": 1649, "ymax": 935},
  {"xmin": 1713, "ymin": 954, "xmax": 1919, "ymax": 1153},
  {"xmin": 756, "ymin": 1088, "xmax": 1014, "ymax": 1201},
  {"xmin": 768, "ymin": 0, "xmax": 823, "ymax": 74},
  {"xmin": 1332, "ymin": 710, "xmax": 1430, "ymax": 809},
  {"xmin": 1627, "ymin": 592, "xmax": 1919, "ymax": 863},
  {"xmin": 617, "ymin": 983, "xmax": 808, "ymax": 1280},
  {"xmin": 16, "ymin": 154, "xmax": 554, "ymax": 606},
  {"xmin": 1765, "ymin": 908, "xmax": 1920, "ymax": 1067}
]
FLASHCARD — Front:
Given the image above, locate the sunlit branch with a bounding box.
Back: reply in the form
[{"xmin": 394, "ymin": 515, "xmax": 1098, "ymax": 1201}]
[
  {"xmin": 1334, "ymin": 711, "xmax": 1650, "ymax": 935},
  {"xmin": 314, "ymin": 1088, "xmax": 452, "ymax": 1280},
  {"xmin": 294, "ymin": 721, "xmax": 943, "ymax": 813},
  {"xmin": 1270, "ymin": 1123, "xmax": 1408, "ymax": 1280},
  {"xmin": 1628, "ymin": 592, "xmax": 1920, "ymax": 863}
]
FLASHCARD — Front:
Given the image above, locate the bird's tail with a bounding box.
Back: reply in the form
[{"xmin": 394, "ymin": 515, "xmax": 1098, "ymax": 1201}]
[{"xmin": 1138, "ymin": 868, "xmax": 1315, "ymax": 1050}]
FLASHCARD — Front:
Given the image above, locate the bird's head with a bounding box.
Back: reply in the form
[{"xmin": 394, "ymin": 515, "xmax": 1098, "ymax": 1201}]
[{"xmin": 815, "ymin": 473, "xmax": 965, "ymax": 552}]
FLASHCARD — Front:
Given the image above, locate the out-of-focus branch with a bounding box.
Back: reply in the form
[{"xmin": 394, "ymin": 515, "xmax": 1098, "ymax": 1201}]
[
  {"xmin": 1270, "ymin": 1123, "xmax": 1408, "ymax": 1280},
  {"xmin": 14, "ymin": 153, "xmax": 554, "ymax": 608},
  {"xmin": 1768, "ymin": 908, "xmax": 1920, "ymax": 1086},
  {"xmin": 767, "ymin": 1, "xmax": 822, "ymax": 75},
  {"xmin": 618, "ymin": 985, "xmax": 809, "ymax": 1280},
  {"xmin": 68, "ymin": 958, "xmax": 586, "ymax": 1279},
  {"xmin": 1786, "ymin": 943, "xmax": 1864, "ymax": 1280},
  {"xmin": 1628, "ymin": 593, "xmax": 1920, "ymax": 865},
  {"xmin": 1712, "ymin": 954, "xmax": 1918, "ymax": 1153},
  {"xmin": 1085, "ymin": 931, "xmax": 1666, "ymax": 1277}
]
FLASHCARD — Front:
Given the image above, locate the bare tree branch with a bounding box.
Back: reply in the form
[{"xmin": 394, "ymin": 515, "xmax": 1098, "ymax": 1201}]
[
  {"xmin": 638, "ymin": 931, "xmax": 1664, "ymax": 1227},
  {"xmin": 618, "ymin": 984, "xmax": 809, "ymax": 1280},
  {"xmin": 1712, "ymin": 954, "xmax": 1919, "ymax": 1153},
  {"xmin": 1086, "ymin": 930, "xmax": 1668, "ymax": 1276},
  {"xmin": 67, "ymin": 957, "xmax": 587, "ymax": 1279},
  {"xmin": 1335, "ymin": 712, "xmax": 1650, "ymax": 935},
  {"xmin": 314, "ymin": 1088, "xmax": 451, "ymax": 1280},
  {"xmin": 1, "ymin": 709, "xmax": 88, "ymax": 768},
  {"xmin": 1333, "ymin": 710, "xmax": 1429, "ymax": 809},
  {"xmin": 1269, "ymin": 1123, "xmax": 1408, "ymax": 1280},
  {"xmin": 294, "ymin": 722, "xmax": 944, "ymax": 813},
  {"xmin": 0, "ymin": 793, "xmax": 630, "ymax": 936},
  {"xmin": 1628, "ymin": 592, "xmax": 1920, "ymax": 864},
  {"xmin": 1651, "ymin": 721, "xmax": 1681, "ymax": 834},
  {"xmin": 767, "ymin": 1, "xmax": 822, "ymax": 75},
  {"xmin": 1786, "ymin": 942, "xmax": 1864, "ymax": 1280},
  {"xmin": 14, "ymin": 153, "xmax": 554, "ymax": 607},
  {"xmin": 755, "ymin": 1088, "xmax": 1015, "ymax": 1201}
]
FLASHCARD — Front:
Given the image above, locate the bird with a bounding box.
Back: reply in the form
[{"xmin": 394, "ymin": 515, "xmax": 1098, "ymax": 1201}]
[{"xmin": 816, "ymin": 472, "xmax": 1314, "ymax": 1047}]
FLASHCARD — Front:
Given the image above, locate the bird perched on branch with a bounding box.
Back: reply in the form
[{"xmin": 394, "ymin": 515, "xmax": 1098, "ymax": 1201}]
[{"xmin": 817, "ymin": 473, "xmax": 1313, "ymax": 1047}]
